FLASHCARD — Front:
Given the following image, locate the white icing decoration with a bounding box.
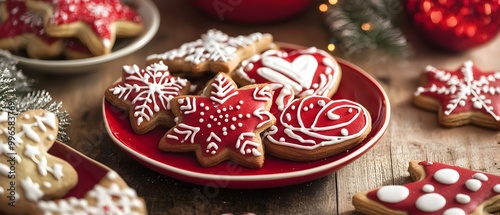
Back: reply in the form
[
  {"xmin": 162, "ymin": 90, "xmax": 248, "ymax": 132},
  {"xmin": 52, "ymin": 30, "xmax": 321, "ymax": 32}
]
[
  {"xmin": 473, "ymin": 172, "xmax": 488, "ymax": 181},
  {"xmin": 109, "ymin": 62, "xmax": 188, "ymax": 126},
  {"xmin": 24, "ymin": 144, "xmax": 64, "ymax": 179},
  {"xmin": 415, "ymin": 193, "xmax": 446, "ymax": 212},
  {"xmin": 265, "ymin": 97, "xmax": 369, "ymax": 150},
  {"xmin": 414, "ymin": 60, "xmax": 500, "ymax": 120},
  {"xmin": 494, "ymin": 184, "xmax": 500, "ymax": 193},
  {"xmin": 455, "ymin": 193, "xmax": 471, "ymax": 204},
  {"xmin": 0, "ymin": 186, "xmax": 4, "ymax": 194},
  {"xmin": 434, "ymin": 168, "xmax": 460, "ymax": 184},
  {"xmin": 443, "ymin": 208, "xmax": 466, "ymax": 215},
  {"xmin": 0, "ymin": 112, "xmax": 8, "ymax": 122},
  {"xmin": 376, "ymin": 185, "xmax": 409, "ymax": 203},
  {"xmin": 421, "ymin": 184, "xmax": 434, "ymax": 192},
  {"xmin": 465, "ymin": 179, "xmax": 482, "ymax": 191},
  {"xmin": 21, "ymin": 177, "xmax": 44, "ymax": 202},
  {"xmin": 147, "ymin": 29, "xmax": 264, "ymax": 64}
]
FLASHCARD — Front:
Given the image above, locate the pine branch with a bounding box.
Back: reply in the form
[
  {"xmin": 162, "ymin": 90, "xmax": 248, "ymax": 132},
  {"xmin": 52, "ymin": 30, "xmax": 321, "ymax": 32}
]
[{"xmin": 323, "ymin": 0, "xmax": 409, "ymax": 56}]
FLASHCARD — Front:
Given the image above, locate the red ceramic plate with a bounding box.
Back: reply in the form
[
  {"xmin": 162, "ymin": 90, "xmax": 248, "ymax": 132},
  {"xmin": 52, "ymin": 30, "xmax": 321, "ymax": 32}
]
[
  {"xmin": 49, "ymin": 141, "xmax": 110, "ymax": 198},
  {"xmin": 103, "ymin": 47, "xmax": 391, "ymax": 189}
]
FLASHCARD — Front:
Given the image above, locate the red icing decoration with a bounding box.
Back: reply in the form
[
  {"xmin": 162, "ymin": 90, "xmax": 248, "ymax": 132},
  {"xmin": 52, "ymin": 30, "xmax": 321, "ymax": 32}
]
[
  {"xmin": 162, "ymin": 73, "xmax": 274, "ymax": 167},
  {"xmin": 367, "ymin": 161, "xmax": 500, "ymax": 214},
  {"xmin": 41, "ymin": 0, "xmax": 142, "ymax": 41},
  {"xmin": 265, "ymin": 96, "xmax": 369, "ymax": 150},
  {"xmin": 236, "ymin": 47, "xmax": 341, "ymax": 98},
  {"xmin": 0, "ymin": 0, "xmax": 45, "ymax": 39},
  {"xmin": 414, "ymin": 61, "xmax": 500, "ymax": 123}
]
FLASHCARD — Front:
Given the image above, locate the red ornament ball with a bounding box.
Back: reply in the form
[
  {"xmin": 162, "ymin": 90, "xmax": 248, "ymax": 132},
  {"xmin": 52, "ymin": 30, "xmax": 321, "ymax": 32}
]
[
  {"xmin": 192, "ymin": 0, "xmax": 312, "ymax": 24},
  {"xmin": 406, "ymin": 0, "xmax": 500, "ymax": 51}
]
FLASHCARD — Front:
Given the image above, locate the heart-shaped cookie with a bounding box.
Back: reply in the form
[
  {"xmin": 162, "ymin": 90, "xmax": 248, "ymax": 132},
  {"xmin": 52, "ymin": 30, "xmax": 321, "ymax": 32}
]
[
  {"xmin": 233, "ymin": 47, "xmax": 342, "ymax": 98},
  {"xmin": 263, "ymin": 96, "xmax": 371, "ymax": 161},
  {"xmin": 0, "ymin": 110, "xmax": 78, "ymax": 215}
]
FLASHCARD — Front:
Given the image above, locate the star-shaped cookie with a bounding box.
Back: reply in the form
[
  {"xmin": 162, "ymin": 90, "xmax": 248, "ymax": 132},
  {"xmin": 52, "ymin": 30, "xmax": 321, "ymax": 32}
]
[
  {"xmin": 146, "ymin": 29, "xmax": 274, "ymax": 74},
  {"xmin": 105, "ymin": 62, "xmax": 191, "ymax": 134},
  {"xmin": 159, "ymin": 73, "xmax": 275, "ymax": 169},
  {"xmin": 26, "ymin": 0, "xmax": 144, "ymax": 55},
  {"xmin": 413, "ymin": 60, "xmax": 500, "ymax": 129},
  {"xmin": 353, "ymin": 161, "xmax": 500, "ymax": 215}
]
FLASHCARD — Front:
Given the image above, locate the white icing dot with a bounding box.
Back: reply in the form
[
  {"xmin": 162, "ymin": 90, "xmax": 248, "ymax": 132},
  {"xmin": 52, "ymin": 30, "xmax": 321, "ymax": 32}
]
[
  {"xmin": 465, "ymin": 179, "xmax": 482, "ymax": 191},
  {"xmin": 238, "ymin": 114, "xmax": 243, "ymax": 118},
  {"xmin": 0, "ymin": 186, "xmax": 4, "ymax": 194},
  {"xmin": 236, "ymin": 105, "xmax": 241, "ymax": 110},
  {"xmin": 340, "ymin": 128, "xmax": 349, "ymax": 136},
  {"xmin": 473, "ymin": 173, "xmax": 488, "ymax": 181},
  {"xmin": 434, "ymin": 168, "xmax": 460, "ymax": 184},
  {"xmin": 23, "ymin": 114, "xmax": 30, "ymax": 119},
  {"xmin": 47, "ymin": 134, "xmax": 55, "ymax": 141},
  {"xmin": 279, "ymin": 137, "xmax": 285, "ymax": 141},
  {"xmin": 43, "ymin": 182, "xmax": 52, "ymax": 188},
  {"xmin": 494, "ymin": 184, "xmax": 500, "ymax": 193},
  {"xmin": 199, "ymin": 119, "xmax": 204, "ymax": 123},
  {"xmin": 207, "ymin": 124, "xmax": 212, "ymax": 128},
  {"xmin": 422, "ymin": 184, "xmax": 434, "ymax": 193},
  {"xmin": 205, "ymin": 106, "xmax": 210, "ymax": 111},
  {"xmin": 200, "ymin": 103, "xmax": 205, "ymax": 107},
  {"xmin": 230, "ymin": 125, "xmax": 236, "ymax": 130},
  {"xmin": 238, "ymin": 123, "xmax": 243, "ymax": 127},
  {"xmin": 200, "ymin": 112, "xmax": 205, "ymax": 116},
  {"xmin": 217, "ymin": 109, "xmax": 221, "ymax": 114},
  {"xmin": 415, "ymin": 193, "xmax": 446, "ymax": 212},
  {"xmin": 455, "ymin": 193, "xmax": 471, "ymax": 204},
  {"xmin": 232, "ymin": 117, "xmax": 237, "ymax": 121},
  {"xmin": 376, "ymin": 185, "xmax": 409, "ymax": 203},
  {"xmin": 443, "ymin": 208, "xmax": 466, "ymax": 215},
  {"xmin": 246, "ymin": 114, "xmax": 251, "ymax": 118},
  {"xmin": 239, "ymin": 100, "xmax": 244, "ymax": 105}
]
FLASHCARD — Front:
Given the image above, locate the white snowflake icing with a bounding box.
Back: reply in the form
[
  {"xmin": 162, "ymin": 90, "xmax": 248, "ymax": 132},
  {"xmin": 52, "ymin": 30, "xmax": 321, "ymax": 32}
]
[
  {"xmin": 109, "ymin": 62, "xmax": 188, "ymax": 126},
  {"xmin": 146, "ymin": 29, "xmax": 264, "ymax": 64},
  {"xmin": 415, "ymin": 60, "xmax": 500, "ymax": 120}
]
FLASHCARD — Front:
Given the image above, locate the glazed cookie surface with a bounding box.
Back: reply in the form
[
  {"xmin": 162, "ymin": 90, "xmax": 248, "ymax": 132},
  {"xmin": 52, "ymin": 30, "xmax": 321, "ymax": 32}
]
[
  {"xmin": 159, "ymin": 73, "xmax": 275, "ymax": 169},
  {"xmin": 263, "ymin": 96, "xmax": 371, "ymax": 161},
  {"xmin": 353, "ymin": 160, "xmax": 500, "ymax": 215},
  {"xmin": 105, "ymin": 62, "xmax": 190, "ymax": 134},
  {"xmin": 146, "ymin": 29, "xmax": 274, "ymax": 75},
  {"xmin": 414, "ymin": 60, "xmax": 500, "ymax": 129},
  {"xmin": 234, "ymin": 47, "xmax": 342, "ymax": 98}
]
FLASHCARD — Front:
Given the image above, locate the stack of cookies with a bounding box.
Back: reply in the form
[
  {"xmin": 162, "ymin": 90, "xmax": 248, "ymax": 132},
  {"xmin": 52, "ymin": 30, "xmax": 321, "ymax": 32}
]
[
  {"xmin": 0, "ymin": 0, "xmax": 143, "ymax": 59},
  {"xmin": 105, "ymin": 29, "xmax": 373, "ymax": 169}
]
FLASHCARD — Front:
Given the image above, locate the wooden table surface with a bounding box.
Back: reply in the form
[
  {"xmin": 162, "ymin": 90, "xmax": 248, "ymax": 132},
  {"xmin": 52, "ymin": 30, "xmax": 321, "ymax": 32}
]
[{"xmin": 26, "ymin": 0, "xmax": 500, "ymax": 214}]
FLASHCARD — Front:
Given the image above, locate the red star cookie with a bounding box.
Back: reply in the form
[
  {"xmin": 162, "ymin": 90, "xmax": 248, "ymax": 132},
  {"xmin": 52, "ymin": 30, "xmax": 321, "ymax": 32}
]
[
  {"xmin": 413, "ymin": 60, "xmax": 500, "ymax": 129},
  {"xmin": 105, "ymin": 62, "xmax": 191, "ymax": 134},
  {"xmin": 26, "ymin": 0, "xmax": 143, "ymax": 56},
  {"xmin": 233, "ymin": 47, "xmax": 342, "ymax": 98},
  {"xmin": 353, "ymin": 161, "xmax": 500, "ymax": 215},
  {"xmin": 159, "ymin": 73, "xmax": 275, "ymax": 169},
  {"xmin": 0, "ymin": 0, "xmax": 64, "ymax": 59},
  {"xmin": 146, "ymin": 29, "xmax": 274, "ymax": 74}
]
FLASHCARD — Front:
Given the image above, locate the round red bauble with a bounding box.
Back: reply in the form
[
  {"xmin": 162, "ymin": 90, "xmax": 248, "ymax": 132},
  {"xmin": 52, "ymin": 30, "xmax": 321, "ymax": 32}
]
[
  {"xmin": 406, "ymin": 0, "xmax": 500, "ymax": 52},
  {"xmin": 192, "ymin": 0, "xmax": 312, "ymax": 24}
]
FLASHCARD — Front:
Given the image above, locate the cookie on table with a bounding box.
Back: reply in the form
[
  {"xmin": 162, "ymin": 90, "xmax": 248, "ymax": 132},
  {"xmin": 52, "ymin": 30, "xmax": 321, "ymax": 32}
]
[
  {"xmin": 26, "ymin": 0, "xmax": 144, "ymax": 56},
  {"xmin": 0, "ymin": 110, "xmax": 78, "ymax": 215},
  {"xmin": 105, "ymin": 61, "xmax": 191, "ymax": 134},
  {"xmin": 146, "ymin": 29, "xmax": 274, "ymax": 75},
  {"xmin": 413, "ymin": 60, "xmax": 500, "ymax": 129},
  {"xmin": 263, "ymin": 96, "xmax": 371, "ymax": 161},
  {"xmin": 159, "ymin": 73, "xmax": 275, "ymax": 169},
  {"xmin": 352, "ymin": 160, "xmax": 500, "ymax": 215},
  {"xmin": 233, "ymin": 47, "xmax": 342, "ymax": 98}
]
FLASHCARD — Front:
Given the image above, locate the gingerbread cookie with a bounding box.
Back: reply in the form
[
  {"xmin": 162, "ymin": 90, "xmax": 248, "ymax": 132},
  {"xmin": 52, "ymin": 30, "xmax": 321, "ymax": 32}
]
[
  {"xmin": 233, "ymin": 47, "xmax": 342, "ymax": 98},
  {"xmin": 105, "ymin": 61, "xmax": 190, "ymax": 134},
  {"xmin": 353, "ymin": 160, "xmax": 500, "ymax": 215},
  {"xmin": 159, "ymin": 73, "xmax": 275, "ymax": 169},
  {"xmin": 414, "ymin": 60, "xmax": 500, "ymax": 129},
  {"xmin": 263, "ymin": 96, "xmax": 371, "ymax": 161},
  {"xmin": 0, "ymin": 110, "xmax": 78, "ymax": 215},
  {"xmin": 26, "ymin": 0, "xmax": 144, "ymax": 56},
  {"xmin": 38, "ymin": 170, "xmax": 147, "ymax": 214},
  {"xmin": 0, "ymin": 0, "xmax": 64, "ymax": 59},
  {"xmin": 146, "ymin": 29, "xmax": 274, "ymax": 75}
]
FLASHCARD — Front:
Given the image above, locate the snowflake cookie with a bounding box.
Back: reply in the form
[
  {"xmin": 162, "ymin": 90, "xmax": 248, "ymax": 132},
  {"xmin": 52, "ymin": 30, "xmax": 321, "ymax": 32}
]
[
  {"xmin": 263, "ymin": 96, "xmax": 371, "ymax": 161},
  {"xmin": 0, "ymin": 110, "xmax": 78, "ymax": 215},
  {"xmin": 146, "ymin": 29, "xmax": 275, "ymax": 75},
  {"xmin": 105, "ymin": 62, "xmax": 191, "ymax": 134},
  {"xmin": 26, "ymin": 0, "xmax": 144, "ymax": 56},
  {"xmin": 353, "ymin": 160, "xmax": 500, "ymax": 215},
  {"xmin": 159, "ymin": 73, "xmax": 275, "ymax": 169},
  {"xmin": 233, "ymin": 47, "xmax": 342, "ymax": 98},
  {"xmin": 414, "ymin": 60, "xmax": 500, "ymax": 129}
]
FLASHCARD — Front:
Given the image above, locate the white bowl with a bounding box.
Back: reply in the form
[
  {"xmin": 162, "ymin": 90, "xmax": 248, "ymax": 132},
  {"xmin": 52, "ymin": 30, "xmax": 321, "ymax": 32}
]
[{"xmin": 12, "ymin": 0, "xmax": 160, "ymax": 74}]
